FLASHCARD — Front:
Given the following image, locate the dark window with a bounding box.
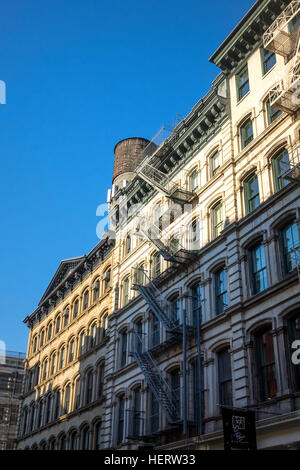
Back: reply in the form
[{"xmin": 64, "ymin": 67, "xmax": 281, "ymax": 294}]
[
  {"xmin": 261, "ymin": 48, "xmax": 276, "ymax": 75},
  {"xmin": 29, "ymin": 406, "xmax": 35, "ymax": 432},
  {"xmin": 125, "ymin": 234, "xmax": 131, "ymax": 255},
  {"xmin": 132, "ymin": 388, "xmax": 142, "ymax": 437},
  {"xmin": 70, "ymin": 432, "xmax": 78, "ymax": 450},
  {"xmin": 170, "ymin": 369, "xmax": 181, "ymax": 414},
  {"xmin": 152, "ymin": 253, "xmax": 161, "ymax": 279},
  {"xmin": 288, "ymin": 312, "xmax": 300, "ymax": 392},
  {"xmin": 281, "ymin": 222, "xmax": 299, "ymax": 274},
  {"xmin": 79, "ymin": 332, "xmax": 86, "ymax": 355},
  {"xmin": 255, "ymin": 328, "xmax": 277, "ymax": 401},
  {"xmin": 273, "ymin": 148, "xmax": 290, "ymax": 191},
  {"xmin": 90, "ymin": 323, "xmax": 97, "ymax": 349},
  {"xmin": 170, "ymin": 297, "xmax": 180, "ymax": 325},
  {"xmin": 37, "ymin": 401, "xmax": 43, "ymax": 428},
  {"xmin": 150, "ymin": 393, "xmax": 159, "ymax": 433},
  {"xmin": 75, "ymin": 379, "xmax": 81, "ymax": 410},
  {"xmin": 244, "ymin": 174, "xmax": 260, "ymax": 214},
  {"xmin": 63, "ymin": 309, "xmax": 69, "ymax": 327},
  {"xmin": 68, "ymin": 339, "xmax": 75, "ymax": 363},
  {"xmin": 215, "ymin": 268, "xmax": 228, "ymax": 315},
  {"xmin": 93, "ymin": 280, "xmax": 100, "ymax": 301},
  {"xmin": 120, "ymin": 332, "xmax": 127, "ymax": 368},
  {"xmin": 60, "ymin": 435, "xmax": 66, "ymax": 450},
  {"xmin": 241, "ymin": 118, "xmax": 253, "ymax": 149},
  {"xmin": 45, "ymin": 395, "xmax": 52, "ymax": 424},
  {"xmin": 54, "ymin": 390, "xmax": 61, "ymax": 420},
  {"xmin": 47, "ymin": 324, "xmax": 53, "ymax": 341},
  {"xmin": 83, "ymin": 291, "xmax": 89, "ymax": 310},
  {"xmin": 64, "ymin": 384, "xmax": 71, "ymax": 414},
  {"xmin": 151, "ymin": 314, "xmax": 160, "ymax": 348},
  {"xmin": 50, "ymin": 353, "xmax": 56, "ymax": 375},
  {"xmin": 94, "ymin": 423, "xmax": 101, "ymax": 450},
  {"xmin": 86, "ymin": 371, "xmax": 93, "ymax": 405},
  {"xmin": 40, "ymin": 330, "xmax": 45, "ymax": 347},
  {"xmin": 117, "ymin": 396, "xmax": 125, "ymax": 445},
  {"xmin": 73, "ymin": 299, "xmax": 79, "ymax": 318},
  {"xmin": 192, "ymin": 360, "xmax": 203, "ymax": 425},
  {"xmin": 55, "ymin": 316, "xmax": 61, "ymax": 334},
  {"xmin": 266, "ymin": 99, "xmax": 282, "ymax": 125},
  {"xmin": 191, "ymin": 284, "xmax": 202, "ymax": 328},
  {"xmin": 218, "ymin": 349, "xmax": 232, "ymax": 407},
  {"xmin": 82, "ymin": 427, "xmax": 89, "ymax": 450},
  {"xmin": 236, "ymin": 65, "xmax": 250, "ymax": 101},
  {"xmin": 59, "ymin": 347, "xmax": 65, "ymax": 369},
  {"xmin": 102, "ymin": 314, "xmax": 108, "ymax": 338},
  {"xmin": 249, "ymin": 243, "xmax": 268, "ymax": 295},
  {"xmin": 97, "ymin": 364, "xmax": 104, "ymax": 398},
  {"xmin": 42, "ymin": 360, "xmax": 48, "ymax": 381}
]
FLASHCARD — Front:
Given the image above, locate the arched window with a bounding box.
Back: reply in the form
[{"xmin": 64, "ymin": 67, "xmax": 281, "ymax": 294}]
[
  {"xmin": 189, "ymin": 169, "xmax": 199, "ymax": 192},
  {"xmin": 63, "ymin": 308, "xmax": 69, "ymax": 327},
  {"xmin": 215, "ymin": 267, "xmax": 228, "ymax": 315},
  {"xmin": 40, "ymin": 330, "xmax": 45, "ymax": 348},
  {"xmin": 73, "ymin": 299, "xmax": 79, "ymax": 319},
  {"xmin": 117, "ymin": 395, "xmax": 125, "ymax": 445},
  {"xmin": 45, "ymin": 395, "xmax": 52, "ymax": 425},
  {"xmin": 64, "ymin": 384, "xmax": 71, "ymax": 414},
  {"xmin": 34, "ymin": 364, "xmax": 40, "ymax": 386},
  {"xmin": 188, "ymin": 218, "xmax": 200, "ymax": 250},
  {"xmin": 170, "ymin": 295, "xmax": 180, "ymax": 325},
  {"xmin": 125, "ymin": 234, "xmax": 131, "ymax": 255},
  {"xmin": 136, "ymin": 263, "xmax": 145, "ymax": 286},
  {"xmin": 79, "ymin": 330, "xmax": 86, "ymax": 355},
  {"xmin": 244, "ymin": 173, "xmax": 260, "ymax": 214},
  {"xmin": 254, "ymin": 327, "xmax": 277, "ymax": 401},
  {"xmin": 70, "ymin": 431, "xmax": 78, "ymax": 451},
  {"xmin": 90, "ymin": 322, "xmax": 98, "ymax": 349},
  {"xmin": 74, "ymin": 377, "xmax": 81, "ymax": 410},
  {"xmin": 59, "ymin": 434, "xmax": 66, "ymax": 450},
  {"xmin": 22, "ymin": 408, "xmax": 28, "ymax": 435},
  {"xmin": 272, "ymin": 148, "xmax": 290, "ymax": 192},
  {"xmin": 48, "ymin": 438, "xmax": 56, "ymax": 450},
  {"xmin": 218, "ymin": 348, "xmax": 232, "ymax": 406},
  {"xmin": 32, "ymin": 336, "xmax": 38, "ymax": 353},
  {"xmin": 132, "ymin": 387, "xmax": 142, "ymax": 438},
  {"xmin": 29, "ymin": 404, "xmax": 35, "ymax": 432},
  {"xmin": 122, "ymin": 277, "xmax": 130, "ymax": 306},
  {"xmin": 134, "ymin": 320, "xmax": 143, "ymax": 355},
  {"xmin": 94, "ymin": 422, "xmax": 101, "ymax": 450},
  {"xmin": 170, "ymin": 235, "xmax": 180, "ymax": 254},
  {"xmin": 191, "ymin": 283, "xmax": 202, "ymax": 327},
  {"xmin": 120, "ymin": 331, "xmax": 128, "ymax": 368},
  {"xmin": 102, "ymin": 313, "xmax": 108, "ymax": 339},
  {"xmin": 83, "ymin": 291, "xmax": 89, "ymax": 310},
  {"xmin": 86, "ymin": 370, "xmax": 94, "ymax": 405},
  {"xmin": 280, "ymin": 221, "xmax": 299, "ymax": 275},
  {"xmin": 54, "ymin": 390, "xmax": 61, "ymax": 420},
  {"xmin": 59, "ymin": 346, "xmax": 65, "ymax": 370},
  {"xmin": 50, "ymin": 353, "xmax": 57, "ymax": 375},
  {"xmin": 212, "ymin": 202, "xmax": 224, "ymax": 239},
  {"xmin": 102, "ymin": 269, "xmax": 111, "ymax": 292},
  {"xmin": 47, "ymin": 323, "xmax": 53, "ymax": 341},
  {"xmin": 37, "ymin": 400, "xmax": 43, "ymax": 428},
  {"xmin": 151, "ymin": 314, "xmax": 160, "ymax": 348},
  {"xmin": 82, "ymin": 426, "xmax": 90, "ymax": 450},
  {"xmin": 240, "ymin": 117, "xmax": 253, "ymax": 149},
  {"xmin": 55, "ymin": 315, "xmax": 61, "ymax": 334},
  {"xmin": 97, "ymin": 363, "xmax": 105, "ymax": 398},
  {"xmin": 42, "ymin": 359, "xmax": 48, "ymax": 381},
  {"xmin": 151, "ymin": 252, "xmax": 161, "ymax": 279},
  {"xmin": 93, "ymin": 280, "xmax": 100, "ymax": 301},
  {"xmin": 68, "ymin": 338, "xmax": 75, "ymax": 363},
  {"xmin": 210, "ymin": 151, "xmax": 220, "ymax": 177}
]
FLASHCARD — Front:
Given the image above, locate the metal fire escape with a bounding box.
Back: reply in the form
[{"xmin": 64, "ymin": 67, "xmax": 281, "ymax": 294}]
[
  {"xmin": 264, "ymin": 1, "xmax": 300, "ymax": 114},
  {"xmin": 284, "ymin": 144, "xmax": 300, "ymax": 185},
  {"xmin": 135, "ymin": 126, "xmax": 195, "ymax": 204}
]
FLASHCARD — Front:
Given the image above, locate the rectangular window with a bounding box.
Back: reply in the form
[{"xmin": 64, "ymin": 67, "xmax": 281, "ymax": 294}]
[
  {"xmin": 117, "ymin": 397, "xmax": 125, "ymax": 445},
  {"xmin": 218, "ymin": 349, "xmax": 232, "ymax": 407},
  {"xmin": 212, "ymin": 203, "xmax": 224, "ymax": 238},
  {"xmin": 261, "ymin": 48, "xmax": 276, "ymax": 75},
  {"xmin": 120, "ymin": 332, "xmax": 127, "ymax": 368},
  {"xmin": 281, "ymin": 222, "xmax": 300, "ymax": 274},
  {"xmin": 236, "ymin": 65, "xmax": 250, "ymax": 101},
  {"xmin": 256, "ymin": 329, "xmax": 277, "ymax": 401},
  {"xmin": 210, "ymin": 152, "xmax": 220, "ymax": 177},
  {"xmin": 241, "ymin": 118, "xmax": 253, "ymax": 149},
  {"xmin": 267, "ymin": 100, "xmax": 282, "ymax": 125},
  {"xmin": 215, "ymin": 269, "xmax": 228, "ymax": 315},
  {"xmin": 250, "ymin": 244, "xmax": 268, "ymax": 295},
  {"xmin": 191, "ymin": 284, "xmax": 202, "ymax": 328},
  {"xmin": 273, "ymin": 149, "xmax": 290, "ymax": 191}
]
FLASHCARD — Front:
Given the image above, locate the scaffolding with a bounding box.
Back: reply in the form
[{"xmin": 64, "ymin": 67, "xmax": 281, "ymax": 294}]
[
  {"xmin": 265, "ymin": 1, "xmax": 300, "ymax": 114},
  {"xmin": 135, "ymin": 126, "xmax": 195, "ymax": 204}
]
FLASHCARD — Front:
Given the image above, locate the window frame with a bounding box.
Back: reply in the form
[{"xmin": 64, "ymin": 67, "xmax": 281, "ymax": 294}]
[{"xmin": 236, "ymin": 65, "xmax": 250, "ymax": 101}]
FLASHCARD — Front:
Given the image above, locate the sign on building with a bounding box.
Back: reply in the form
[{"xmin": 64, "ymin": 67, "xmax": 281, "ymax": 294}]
[{"xmin": 222, "ymin": 407, "xmax": 257, "ymax": 451}]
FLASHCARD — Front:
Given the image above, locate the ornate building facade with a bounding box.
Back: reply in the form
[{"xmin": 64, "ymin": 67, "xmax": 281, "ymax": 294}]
[{"xmin": 17, "ymin": 0, "xmax": 300, "ymax": 450}]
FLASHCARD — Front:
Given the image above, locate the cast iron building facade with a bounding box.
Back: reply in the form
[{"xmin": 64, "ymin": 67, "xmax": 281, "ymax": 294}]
[{"xmin": 17, "ymin": 0, "xmax": 300, "ymax": 450}]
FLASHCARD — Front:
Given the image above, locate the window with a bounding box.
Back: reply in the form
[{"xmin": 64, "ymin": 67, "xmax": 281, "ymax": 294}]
[
  {"xmin": 117, "ymin": 395, "xmax": 125, "ymax": 445},
  {"xmin": 97, "ymin": 363, "xmax": 105, "ymax": 398},
  {"xmin": 37, "ymin": 400, "xmax": 43, "ymax": 428},
  {"xmin": 261, "ymin": 48, "xmax": 276, "ymax": 75},
  {"xmin": 59, "ymin": 435, "xmax": 66, "ymax": 450},
  {"xmin": 75, "ymin": 378, "xmax": 81, "ymax": 410},
  {"xmin": 70, "ymin": 432, "xmax": 78, "ymax": 451},
  {"xmin": 82, "ymin": 426, "xmax": 89, "ymax": 451},
  {"xmin": 55, "ymin": 315, "xmax": 61, "ymax": 334},
  {"xmin": 94, "ymin": 422, "xmax": 101, "ymax": 450},
  {"xmin": 244, "ymin": 173, "xmax": 260, "ymax": 214},
  {"xmin": 125, "ymin": 234, "xmax": 131, "ymax": 255},
  {"xmin": 122, "ymin": 277, "xmax": 130, "ymax": 306},
  {"xmin": 215, "ymin": 268, "xmax": 228, "ymax": 315},
  {"xmin": 33, "ymin": 336, "xmax": 37, "ymax": 353},
  {"xmin": 93, "ymin": 280, "xmax": 100, "ymax": 301},
  {"xmin": 29, "ymin": 405, "xmax": 35, "ymax": 432},
  {"xmin": 170, "ymin": 296, "xmax": 180, "ymax": 325},
  {"xmin": 191, "ymin": 284, "xmax": 202, "ymax": 328},
  {"xmin": 151, "ymin": 314, "xmax": 160, "ymax": 348},
  {"xmin": 103, "ymin": 269, "xmax": 111, "ymax": 291},
  {"xmin": 102, "ymin": 313, "xmax": 108, "ymax": 338},
  {"xmin": 73, "ymin": 299, "xmax": 79, "ymax": 319},
  {"xmin": 212, "ymin": 202, "xmax": 224, "ymax": 239},
  {"xmin": 50, "ymin": 353, "xmax": 56, "ymax": 375},
  {"xmin": 289, "ymin": 12, "xmax": 300, "ymax": 32},
  {"xmin": 64, "ymin": 384, "xmax": 71, "ymax": 414},
  {"xmin": 42, "ymin": 359, "xmax": 48, "ymax": 381},
  {"xmin": 189, "ymin": 169, "xmax": 199, "ymax": 192},
  {"xmin": 86, "ymin": 371, "xmax": 94, "ymax": 405},
  {"xmin": 22, "ymin": 408, "xmax": 28, "ymax": 435},
  {"xmin": 120, "ymin": 331, "xmax": 127, "ymax": 368},
  {"xmin": 63, "ymin": 308, "xmax": 69, "ymax": 327},
  {"xmin": 191, "ymin": 360, "xmax": 203, "ymax": 425},
  {"xmin": 236, "ymin": 65, "xmax": 250, "ymax": 101},
  {"xmin": 288, "ymin": 312, "xmax": 300, "ymax": 392},
  {"xmin": 34, "ymin": 365, "xmax": 40, "ymax": 386},
  {"xmin": 54, "ymin": 390, "xmax": 61, "ymax": 420},
  {"xmin": 47, "ymin": 323, "xmax": 53, "ymax": 341},
  {"xmin": 218, "ymin": 349, "xmax": 232, "ymax": 407},
  {"xmin": 249, "ymin": 243, "xmax": 268, "ymax": 295},
  {"xmin": 132, "ymin": 388, "xmax": 142, "ymax": 437},
  {"xmin": 280, "ymin": 222, "xmax": 300, "ymax": 274},
  {"xmin": 90, "ymin": 322, "xmax": 98, "ymax": 348},
  {"xmin": 273, "ymin": 148, "xmax": 290, "ymax": 191},
  {"xmin": 210, "ymin": 151, "xmax": 220, "ymax": 176},
  {"xmin": 255, "ymin": 328, "xmax": 277, "ymax": 401},
  {"xmin": 68, "ymin": 339, "xmax": 75, "ymax": 363},
  {"xmin": 150, "ymin": 392, "xmax": 159, "ymax": 433},
  {"xmin": 59, "ymin": 346, "xmax": 65, "ymax": 369},
  {"xmin": 83, "ymin": 291, "xmax": 89, "ymax": 310},
  {"xmin": 40, "ymin": 330, "xmax": 45, "ymax": 348},
  {"xmin": 170, "ymin": 369, "xmax": 181, "ymax": 414},
  {"xmin": 266, "ymin": 99, "xmax": 282, "ymax": 125},
  {"xmin": 188, "ymin": 218, "xmax": 200, "ymax": 249},
  {"xmin": 136, "ymin": 263, "xmax": 145, "ymax": 286},
  {"xmin": 170, "ymin": 236, "xmax": 180, "ymax": 254},
  {"xmin": 152, "ymin": 252, "xmax": 161, "ymax": 279},
  {"xmin": 134, "ymin": 320, "xmax": 143, "ymax": 355},
  {"xmin": 240, "ymin": 118, "xmax": 253, "ymax": 149},
  {"xmin": 45, "ymin": 395, "xmax": 52, "ymax": 424},
  {"xmin": 79, "ymin": 331, "xmax": 86, "ymax": 355}
]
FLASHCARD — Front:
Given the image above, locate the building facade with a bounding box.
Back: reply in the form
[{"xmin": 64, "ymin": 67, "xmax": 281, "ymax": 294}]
[
  {"xmin": 17, "ymin": 0, "xmax": 300, "ymax": 450},
  {"xmin": 0, "ymin": 351, "xmax": 25, "ymax": 450}
]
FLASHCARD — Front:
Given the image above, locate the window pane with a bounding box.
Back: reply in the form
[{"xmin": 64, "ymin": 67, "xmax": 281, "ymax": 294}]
[
  {"xmin": 250, "ymin": 244, "xmax": 267, "ymax": 294},
  {"xmin": 245, "ymin": 174, "xmax": 260, "ymax": 214},
  {"xmin": 213, "ymin": 203, "xmax": 223, "ymax": 238},
  {"xmin": 237, "ymin": 66, "xmax": 250, "ymax": 101},
  {"xmin": 215, "ymin": 269, "xmax": 227, "ymax": 315},
  {"xmin": 256, "ymin": 329, "xmax": 277, "ymax": 401},
  {"xmin": 241, "ymin": 119, "xmax": 253, "ymax": 148},
  {"xmin": 218, "ymin": 349, "xmax": 232, "ymax": 407},
  {"xmin": 273, "ymin": 149, "xmax": 290, "ymax": 191},
  {"xmin": 267, "ymin": 100, "xmax": 282, "ymax": 124},
  {"xmin": 261, "ymin": 48, "xmax": 276, "ymax": 75},
  {"xmin": 281, "ymin": 222, "xmax": 300, "ymax": 274}
]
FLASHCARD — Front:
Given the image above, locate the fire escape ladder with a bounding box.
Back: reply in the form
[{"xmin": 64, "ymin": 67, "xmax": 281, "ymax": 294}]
[
  {"xmin": 131, "ymin": 331, "xmax": 181, "ymax": 424},
  {"xmin": 137, "ymin": 224, "xmax": 185, "ymax": 264}
]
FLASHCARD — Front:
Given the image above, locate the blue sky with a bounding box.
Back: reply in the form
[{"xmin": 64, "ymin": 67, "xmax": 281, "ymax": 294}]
[{"xmin": 0, "ymin": 0, "xmax": 254, "ymax": 353}]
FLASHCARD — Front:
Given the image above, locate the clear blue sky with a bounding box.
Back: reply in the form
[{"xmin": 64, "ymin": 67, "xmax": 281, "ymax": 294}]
[{"xmin": 0, "ymin": 0, "xmax": 254, "ymax": 353}]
